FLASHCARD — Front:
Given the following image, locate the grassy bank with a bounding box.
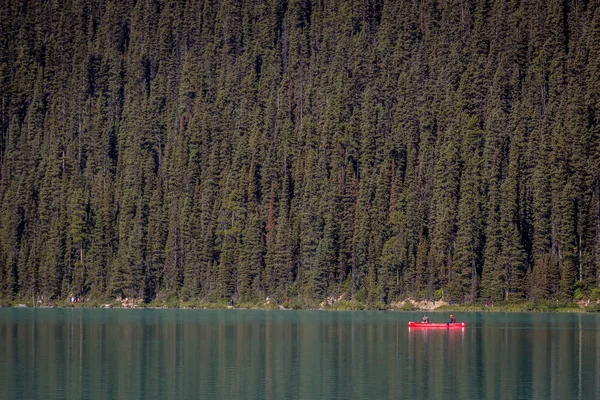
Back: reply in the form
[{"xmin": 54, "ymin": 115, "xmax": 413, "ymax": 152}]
[
  {"xmin": 2, "ymin": 297, "xmax": 599, "ymax": 313},
  {"xmin": 434, "ymin": 301, "xmax": 600, "ymax": 313}
]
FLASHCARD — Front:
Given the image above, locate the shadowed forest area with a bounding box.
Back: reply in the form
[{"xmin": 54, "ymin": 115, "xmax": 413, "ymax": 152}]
[{"xmin": 1, "ymin": 0, "xmax": 600, "ymax": 307}]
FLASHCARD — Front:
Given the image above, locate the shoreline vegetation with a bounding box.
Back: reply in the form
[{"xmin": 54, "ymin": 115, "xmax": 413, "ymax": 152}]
[{"xmin": 2, "ymin": 297, "xmax": 599, "ymax": 313}]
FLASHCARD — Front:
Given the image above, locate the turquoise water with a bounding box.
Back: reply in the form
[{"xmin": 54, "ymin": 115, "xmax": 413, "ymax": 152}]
[{"xmin": 0, "ymin": 309, "xmax": 599, "ymax": 399}]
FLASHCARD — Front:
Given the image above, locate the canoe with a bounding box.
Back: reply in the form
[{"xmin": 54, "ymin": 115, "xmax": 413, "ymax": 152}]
[{"xmin": 408, "ymin": 321, "xmax": 466, "ymax": 328}]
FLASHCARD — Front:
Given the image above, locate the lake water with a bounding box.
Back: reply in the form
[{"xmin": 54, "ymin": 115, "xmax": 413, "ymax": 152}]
[{"xmin": 0, "ymin": 309, "xmax": 599, "ymax": 399}]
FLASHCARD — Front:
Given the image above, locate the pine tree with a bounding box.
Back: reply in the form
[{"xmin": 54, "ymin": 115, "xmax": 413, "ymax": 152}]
[
  {"xmin": 2, "ymin": 0, "xmax": 600, "ymax": 305},
  {"xmin": 449, "ymin": 116, "xmax": 485, "ymax": 302}
]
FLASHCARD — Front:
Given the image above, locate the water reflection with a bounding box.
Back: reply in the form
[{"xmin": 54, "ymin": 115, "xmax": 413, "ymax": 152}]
[{"xmin": 0, "ymin": 309, "xmax": 598, "ymax": 400}]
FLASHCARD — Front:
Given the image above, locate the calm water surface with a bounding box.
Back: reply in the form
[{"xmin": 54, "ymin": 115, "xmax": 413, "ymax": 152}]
[{"xmin": 1, "ymin": 309, "xmax": 599, "ymax": 399}]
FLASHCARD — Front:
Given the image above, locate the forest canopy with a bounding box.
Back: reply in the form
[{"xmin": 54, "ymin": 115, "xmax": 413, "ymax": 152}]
[{"xmin": 1, "ymin": 0, "xmax": 600, "ymax": 306}]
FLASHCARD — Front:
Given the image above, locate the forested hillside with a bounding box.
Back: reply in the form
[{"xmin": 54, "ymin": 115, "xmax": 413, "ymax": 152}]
[{"xmin": 2, "ymin": 0, "xmax": 600, "ymax": 306}]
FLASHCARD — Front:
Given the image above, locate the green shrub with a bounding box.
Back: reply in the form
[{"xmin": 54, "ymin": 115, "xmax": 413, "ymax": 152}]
[
  {"xmin": 585, "ymin": 303, "xmax": 600, "ymax": 313},
  {"xmin": 368, "ymin": 301, "xmax": 387, "ymax": 311},
  {"xmin": 163, "ymin": 295, "xmax": 181, "ymax": 308},
  {"xmin": 264, "ymin": 301, "xmax": 281, "ymax": 310},
  {"xmin": 400, "ymin": 301, "xmax": 417, "ymax": 311},
  {"xmin": 413, "ymin": 291, "xmax": 425, "ymax": 302},
  {"xmin": 330, "ymin": 300, "xmax": 365, "ymax": 310},
  {"xmin": 353, "ymin": 288, "xmax": 366, "ymax": 303},
  {"xmin": 285, "ymin": 298, "xmax": 317, "ymax": 310},
  {"xmin": 234, "ymin": 301, "xmax": 260, "ymax": 309},
  {"xmin": 532, "ymin": 299, "xmax": 580, "ymax": 311},
  {"xmin": 434, "ymin": 289, "xmax": 444, "ymax": 301},
  {"xmin": 574, "ymin": 288, "xmax": 584, "ymax": 300},
  {"xmin": 285, "ymin": 299, "xmax": 304, "ymax": 310}
]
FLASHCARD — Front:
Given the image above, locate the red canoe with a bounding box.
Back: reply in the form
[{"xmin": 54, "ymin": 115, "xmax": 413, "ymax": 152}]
[{"xmin": 408, "ymin": 322, "xmax": 466, "ymax": 328}]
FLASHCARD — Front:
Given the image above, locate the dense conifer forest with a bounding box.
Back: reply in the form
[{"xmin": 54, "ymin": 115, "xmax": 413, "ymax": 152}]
[{"xmin": 2, "ymin": 0, "xmax": 600, "ymax": 306}]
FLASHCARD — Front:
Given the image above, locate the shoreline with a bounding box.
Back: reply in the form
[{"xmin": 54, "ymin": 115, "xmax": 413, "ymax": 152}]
[{"xmin": 2, "ymin": 298, "xmax": 599, "ymax": 313}]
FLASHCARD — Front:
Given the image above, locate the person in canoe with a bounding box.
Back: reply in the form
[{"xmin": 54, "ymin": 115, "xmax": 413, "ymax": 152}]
[
  {"xmin": 422, "ymin": 314, "xmax": 430, "ymax": 323},
  {"xmin": 448, "ymin": 314, "xmax": 456, "ymax": 324}
]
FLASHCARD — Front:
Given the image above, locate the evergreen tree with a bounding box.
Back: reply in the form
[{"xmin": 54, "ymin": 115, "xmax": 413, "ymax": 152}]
[{"xmin": 0, "ymin": 0, "xmax": 598, "ymax": 305}]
